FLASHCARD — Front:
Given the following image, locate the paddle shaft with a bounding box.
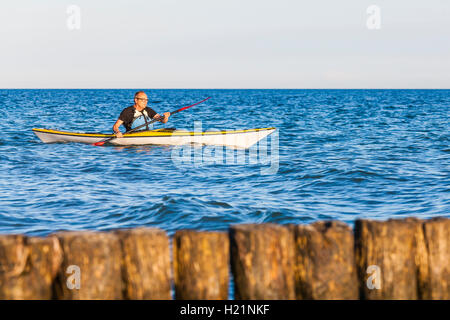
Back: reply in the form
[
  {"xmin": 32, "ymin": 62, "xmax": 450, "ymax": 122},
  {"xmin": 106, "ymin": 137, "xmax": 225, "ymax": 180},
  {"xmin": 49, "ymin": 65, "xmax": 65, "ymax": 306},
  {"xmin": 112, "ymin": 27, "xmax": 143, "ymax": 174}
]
[
  {"xmin": 130, "ymin": 96, "xmax": 210, "ymax": 132},
  {"xmin": 93, "ymin": 97, "xmax": 211, "ymax": 146}
]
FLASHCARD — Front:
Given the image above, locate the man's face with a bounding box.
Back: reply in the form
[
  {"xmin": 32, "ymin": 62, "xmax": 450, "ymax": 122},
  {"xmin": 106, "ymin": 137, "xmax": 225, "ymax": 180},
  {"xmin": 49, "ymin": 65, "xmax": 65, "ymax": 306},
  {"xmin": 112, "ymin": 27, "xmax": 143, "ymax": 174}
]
[{"xmin": 135, "ymin": 93, "xmax": 148, "ymax": 108}]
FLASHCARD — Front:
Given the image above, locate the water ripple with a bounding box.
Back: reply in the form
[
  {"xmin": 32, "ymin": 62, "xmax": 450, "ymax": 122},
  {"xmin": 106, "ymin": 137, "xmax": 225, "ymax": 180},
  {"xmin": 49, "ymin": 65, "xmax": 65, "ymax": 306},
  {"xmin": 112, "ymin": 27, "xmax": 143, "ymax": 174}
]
[{"xmin": 0, "ymin": 89, "xmax": 449, "ymax": 236}]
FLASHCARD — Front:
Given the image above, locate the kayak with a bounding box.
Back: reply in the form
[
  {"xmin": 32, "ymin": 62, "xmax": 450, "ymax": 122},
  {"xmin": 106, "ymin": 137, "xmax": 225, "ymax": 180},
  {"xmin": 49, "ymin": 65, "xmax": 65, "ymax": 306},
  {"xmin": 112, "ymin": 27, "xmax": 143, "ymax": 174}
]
[{"xmin": 32, "ymin": 127, "xmax": 276, "ymax": 149}]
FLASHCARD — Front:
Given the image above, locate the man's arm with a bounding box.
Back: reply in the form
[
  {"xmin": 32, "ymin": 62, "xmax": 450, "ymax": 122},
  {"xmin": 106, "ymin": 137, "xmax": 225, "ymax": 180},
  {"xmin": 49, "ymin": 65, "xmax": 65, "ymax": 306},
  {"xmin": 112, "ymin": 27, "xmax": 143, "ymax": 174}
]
[{"xmin": 113, "ymin": 119, "xmax": 124, "ymax": 138}]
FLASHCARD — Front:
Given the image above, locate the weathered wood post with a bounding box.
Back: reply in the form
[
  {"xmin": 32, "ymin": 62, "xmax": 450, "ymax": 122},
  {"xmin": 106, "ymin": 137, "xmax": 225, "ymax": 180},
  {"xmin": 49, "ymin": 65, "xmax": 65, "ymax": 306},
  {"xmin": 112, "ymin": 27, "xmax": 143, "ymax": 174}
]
[
  {"xmin": 115, "ymin": 228, "xmax": 172, "ymax": 299},
  {"xmin": 416, "ymin": 217, "xmax": 450, "ymax": 299},
  {"xmin": 0, "ymin": 235, "xmax": 62, "ymax": 299},
  {"xmin": 0, "ymin": 216, "xmax": 447, "ymax": 300},
  {"xmin": 354, "ymin": 218, "xmax": 423, "ymax": 299},
  {"xmin": 291, "ymin": 221, "xmax": 358, "ymax": 299},
  {"xmin": 54, "ymin": 231, "xmax": 123, "ymax": 300},
  {"xmin": 173, "ymin": 230, "xmax": 229, "ymax": 300},
  {"xmin": 229, "ymin": 224, "xmax": 295, "ymax": 299}
]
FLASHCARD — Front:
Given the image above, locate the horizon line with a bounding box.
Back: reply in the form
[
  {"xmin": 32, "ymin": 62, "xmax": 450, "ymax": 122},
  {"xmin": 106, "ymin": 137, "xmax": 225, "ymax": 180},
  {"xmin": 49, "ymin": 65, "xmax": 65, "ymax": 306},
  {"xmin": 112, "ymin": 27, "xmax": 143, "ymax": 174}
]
[{"xmin": 1, "ymin": 88, "xmax": 449, "ymax": 90}]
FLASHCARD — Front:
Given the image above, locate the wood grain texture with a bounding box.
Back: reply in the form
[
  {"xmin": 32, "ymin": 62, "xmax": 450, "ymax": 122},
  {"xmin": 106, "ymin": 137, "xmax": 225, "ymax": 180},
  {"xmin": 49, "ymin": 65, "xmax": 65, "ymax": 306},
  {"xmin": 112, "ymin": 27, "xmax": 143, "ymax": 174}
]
[
  {"xmin": 0, "ymin": 235, "xmax": 62, "ymax": 299},
  {"xmin": 116, "ymin": 228, "xmax": 172, "ymax": 299},
  {"xmin": 355, "ymin": 218, "xmax": 423, "ymax": 299},
  {"xmin": 230, "ymin": 224, "xmax": 295, "ymax": 299},
  {"xmin": 292, "ymin": 221, "xmax": 358, "ymax": 299},
  {"xmin": 54, "ymin": 231, "xmax": 123, "ymax": 300},
  {"xmin": 417, "ymin": 218, "xmax": 450, "ymax": 299},
  {"xmin": 173, "ymin": 230, "xmax": 229, "ymax": 299}
]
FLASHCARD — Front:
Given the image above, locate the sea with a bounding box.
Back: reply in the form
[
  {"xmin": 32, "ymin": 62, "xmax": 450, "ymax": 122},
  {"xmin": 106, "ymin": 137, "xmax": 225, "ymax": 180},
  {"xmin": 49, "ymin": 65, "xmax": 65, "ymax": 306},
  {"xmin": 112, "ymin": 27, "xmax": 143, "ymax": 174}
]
[{"xmin": 0, "ymin": 89, "xmax": 449, "ymax": 236}]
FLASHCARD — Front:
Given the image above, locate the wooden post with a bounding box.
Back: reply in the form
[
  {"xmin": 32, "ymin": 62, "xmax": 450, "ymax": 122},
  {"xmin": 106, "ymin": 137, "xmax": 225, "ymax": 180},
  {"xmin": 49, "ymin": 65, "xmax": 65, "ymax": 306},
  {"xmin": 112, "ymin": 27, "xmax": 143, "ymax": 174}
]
[
  {"xmin": 54, "ymin": 231, "xmax": 123, "ymax": 300},
  {"xmin": 416, "ymin": 217, "xmax": 450, "ymax": 299},
  {"xmin": 0, "ymin": 217, "xmax": 447, "ymax": 300},
  {"xmin": 354, "ymin": 218, "xmax": 423, "ymax": 299},
  {"xmin": 173, "ymin": 230, "xmax": 229, "ymax": 300},
  {"xmin": 115, "ymin": 228, "xmax": 172, "ymax": 299},
  {"xmin": 291, "ymin": 221, "xmax": 358, "ymax": 299},
  {"xmin": 230, "ymin": 224, "xmax": 295, "ymax": 299},
  {"xmin": 0, "ymin": 235, "xmax": 62, "ymax": 299}
]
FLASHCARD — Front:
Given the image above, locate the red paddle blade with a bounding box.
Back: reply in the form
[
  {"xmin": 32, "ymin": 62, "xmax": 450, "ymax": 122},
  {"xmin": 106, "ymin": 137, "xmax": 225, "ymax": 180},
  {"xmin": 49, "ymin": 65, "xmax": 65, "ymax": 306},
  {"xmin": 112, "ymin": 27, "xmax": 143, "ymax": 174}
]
[{"xmin": 92, "ymin": 140, "xmax": 107, "ymax": 146}]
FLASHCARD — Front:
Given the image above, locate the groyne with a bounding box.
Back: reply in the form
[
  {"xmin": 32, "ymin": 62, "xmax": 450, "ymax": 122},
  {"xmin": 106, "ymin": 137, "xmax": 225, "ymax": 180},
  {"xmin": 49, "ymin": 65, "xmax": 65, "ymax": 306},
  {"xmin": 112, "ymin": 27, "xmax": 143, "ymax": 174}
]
[{"xmin": 0, "ymin": 217, "xmax": 448, "ymax": 300}]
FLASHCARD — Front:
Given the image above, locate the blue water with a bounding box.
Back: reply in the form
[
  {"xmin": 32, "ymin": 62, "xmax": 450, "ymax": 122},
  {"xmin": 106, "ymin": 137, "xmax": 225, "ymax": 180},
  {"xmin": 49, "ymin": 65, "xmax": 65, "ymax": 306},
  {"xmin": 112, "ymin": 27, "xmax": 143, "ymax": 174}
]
[{"xmin": 0, "ymin": 89, "xmax": 449, "ymax": 236}]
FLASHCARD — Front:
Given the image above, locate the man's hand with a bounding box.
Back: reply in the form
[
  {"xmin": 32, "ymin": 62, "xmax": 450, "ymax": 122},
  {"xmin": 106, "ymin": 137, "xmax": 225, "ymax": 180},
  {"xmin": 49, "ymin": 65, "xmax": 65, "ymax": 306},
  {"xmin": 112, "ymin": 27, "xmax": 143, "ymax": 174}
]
[
  {"xmin": 162, "ymin": 112, "xmax": 170, "ymax": 123},
  {"xmin": 154, "ymin": 112, "xmax": 170, "ymax": 123},
  {"xmin": 115, "ymin": 131, "xmax": 123, "ymax": 138}
]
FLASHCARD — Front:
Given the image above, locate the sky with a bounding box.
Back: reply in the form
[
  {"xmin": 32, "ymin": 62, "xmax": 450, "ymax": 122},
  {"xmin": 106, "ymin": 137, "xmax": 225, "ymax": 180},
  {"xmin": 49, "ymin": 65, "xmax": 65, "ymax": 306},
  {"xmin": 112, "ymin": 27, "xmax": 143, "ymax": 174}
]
[{"xmin": 1, "ymin": 0, "xmax": 449, "ymax": 88}]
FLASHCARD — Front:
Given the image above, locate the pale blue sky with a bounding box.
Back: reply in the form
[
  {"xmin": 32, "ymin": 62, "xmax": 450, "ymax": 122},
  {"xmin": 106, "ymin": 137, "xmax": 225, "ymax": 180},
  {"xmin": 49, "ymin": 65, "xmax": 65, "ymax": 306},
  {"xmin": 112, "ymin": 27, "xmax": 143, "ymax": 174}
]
[{"xmin": 1, "ymin": 0, "xmax": 449, "ymax": 88}]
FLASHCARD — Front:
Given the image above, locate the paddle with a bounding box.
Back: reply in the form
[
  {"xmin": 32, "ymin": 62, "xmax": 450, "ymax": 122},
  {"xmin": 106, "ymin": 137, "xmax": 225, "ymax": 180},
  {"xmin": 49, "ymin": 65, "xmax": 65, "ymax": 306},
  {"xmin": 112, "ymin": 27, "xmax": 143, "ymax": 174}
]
[{"xmin": 93, "ymin": 97, "xmax": 211, "ymax": 146}]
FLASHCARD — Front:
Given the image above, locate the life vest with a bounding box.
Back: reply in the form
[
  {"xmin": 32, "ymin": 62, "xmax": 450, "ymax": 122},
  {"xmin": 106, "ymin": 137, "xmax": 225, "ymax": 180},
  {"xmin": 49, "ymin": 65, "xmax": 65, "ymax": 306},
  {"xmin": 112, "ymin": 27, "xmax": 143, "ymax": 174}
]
[{"xmin": 131, "ymin": 109, "xmax": 153, "ymax": 131}]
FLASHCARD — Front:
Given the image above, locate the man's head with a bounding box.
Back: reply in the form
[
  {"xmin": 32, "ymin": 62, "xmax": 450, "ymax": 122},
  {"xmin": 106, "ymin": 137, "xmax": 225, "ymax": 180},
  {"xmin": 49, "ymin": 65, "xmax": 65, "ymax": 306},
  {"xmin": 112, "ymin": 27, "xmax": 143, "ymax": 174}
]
[{"xmin": 134, "ymin": 91, "xmax": 148, "ymax": 109}]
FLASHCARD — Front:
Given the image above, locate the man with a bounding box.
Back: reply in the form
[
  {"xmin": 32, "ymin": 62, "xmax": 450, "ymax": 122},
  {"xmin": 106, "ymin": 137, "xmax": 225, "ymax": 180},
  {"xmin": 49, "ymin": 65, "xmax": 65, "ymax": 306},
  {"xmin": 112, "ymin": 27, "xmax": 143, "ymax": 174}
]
[{"xmin": 113, "ymin": 91, "xmax": 170, "ymax": 138}]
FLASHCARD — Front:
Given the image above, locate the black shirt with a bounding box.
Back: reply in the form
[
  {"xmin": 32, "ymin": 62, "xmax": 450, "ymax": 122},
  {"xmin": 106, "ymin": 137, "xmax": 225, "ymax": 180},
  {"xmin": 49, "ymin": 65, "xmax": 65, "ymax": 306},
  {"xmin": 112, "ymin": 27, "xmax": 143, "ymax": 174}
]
[{"xmin": 118, "ymin": 106, "xmax": 157, "ymax": 132}]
